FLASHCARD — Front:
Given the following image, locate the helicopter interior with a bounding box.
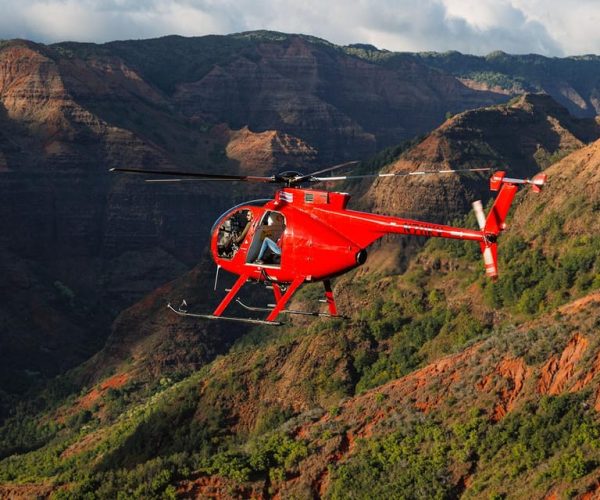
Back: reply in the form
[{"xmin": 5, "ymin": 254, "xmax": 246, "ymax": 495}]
[
  {"xmin": 246, "ymin": 211, "xmax": 286, "ymax": 266},
  {"xmin": 216, "ymin": 209, "xmax": 286, "ymax": 266}
]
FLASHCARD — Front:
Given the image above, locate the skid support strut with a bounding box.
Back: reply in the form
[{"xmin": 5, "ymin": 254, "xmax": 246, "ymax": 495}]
[
  {"xmin": 213, "ymin": 272, "xmax": 251, "ymax": 317},
  {"xmin": 266, "ymin": 276, "xmax": 305, "ymax": 322},
  {"xmin": 323, "ymin": 280, "xmax": 338, "ymax": 316},
  {"xmin": 272, "ymin": 283, "xmax": 283, "ymax": 303}
]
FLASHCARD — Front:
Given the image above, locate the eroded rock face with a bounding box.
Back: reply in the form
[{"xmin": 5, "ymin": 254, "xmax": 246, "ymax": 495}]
[
  {"xmin": 224, "ymin": 126, "xmax": 317, "ymax": 174},
  {"xmin": 0, "ymin": 41, "xmax": 307, "ymax": 386},
  {"xmin": 171, "ymin": 36, "xmax": 507, "ymax": 161},
  {"xmin": 365, "ymin": 93, "xmax": 600, "ymax": 227},
  {"xmin": 538, "ymin": 333, "xmax": 589, "ymax": 395}
]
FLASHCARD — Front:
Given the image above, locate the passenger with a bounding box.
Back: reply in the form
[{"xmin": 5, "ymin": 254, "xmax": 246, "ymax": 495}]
[{"xmin": 256, "ymin": 213, "xmax": 284, "ymax": 264}]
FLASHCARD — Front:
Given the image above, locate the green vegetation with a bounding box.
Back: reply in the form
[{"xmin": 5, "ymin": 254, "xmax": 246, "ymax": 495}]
[
  {"xmin": 463, "ymin": 71, "xmax": 528, "ymax": 91},
  {"xmin": 204, "ymin": 431, "xmax": 308, "ymax": 484},
  {"xmin": 340, "ymin": 45, "xmax": 600, "ymax": 101},
  {"xmin": 468, "ymin": 393, "xmax": 600, "ymax": 496},
  {"xmin": 479, "ymin": 233, "xmax": 600, "ymax": 315},
  {"xmin": 55, "ymin": 35, "xmax": 251, "ymax": 93},
  {"xmin": 328, "ymin": 393, "xmax": 600, "ymax": 499},
  {"xmin": 343, "ymin": 44, "xmax": 393, "ymax": 63},
  {"xmin": 412, "ymin": 52, "xmax": 600, "ymax": 94},
  {"xmin": 533, "ymin": 146, "xmax": 579, "ymax": 169},
  {"xmin": 351, "ymin": 276, "xmax": 489, "ymax": 394},
  {"xmin": 327, "ymin": 420, "xmax": 453, "ymax": 499},
  {"xmin": 0, "ymin": 375, "xmax": 80, "ymax": 459},
  {"xmin": 53, "ymin": 454, "xmax": 190, "ymax": 499},
  {"xmin": 53, "ymin": 31, "xmax": 336, "ymax": 95},
  {"xmin": 53, "ymin": 281, "xmax": 75, "ymax": 308}
]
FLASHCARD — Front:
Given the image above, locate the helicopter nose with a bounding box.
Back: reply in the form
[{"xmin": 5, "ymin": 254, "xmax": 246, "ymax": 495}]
[{"xmin": 356, "ymin": 249, "xmax": 368, "ymax": 265}]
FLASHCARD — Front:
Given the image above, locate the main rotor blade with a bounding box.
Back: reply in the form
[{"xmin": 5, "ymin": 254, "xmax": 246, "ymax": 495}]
[
  {"xmin": 109, "ymin": 167, "xmax": 276, "ymax": 183},
  {"xmin": 289, "ymin": 160, "xmax": 359, "ymax": 186},
  {"xmin": 313, "ymin": 167, "xmax": 492, "ymax": 182},
  {"xmin": 144, "ymin": 178, "xmax": 244, "ymax": 183}
]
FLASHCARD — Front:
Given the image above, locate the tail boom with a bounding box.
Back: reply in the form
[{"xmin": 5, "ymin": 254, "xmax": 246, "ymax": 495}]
[
  {"xmin": 312, "ymin": 169, "xmax": 545, "ymax": 280},
  {"xmin": 377, "ymin": 217, "xmax": 486, "ymax": 242}
]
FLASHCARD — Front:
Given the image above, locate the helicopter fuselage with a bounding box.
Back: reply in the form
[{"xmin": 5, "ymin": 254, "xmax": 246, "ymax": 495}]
[{"xmin": 210, "ymin": 186, "xmax": 487, "ymax": 285}]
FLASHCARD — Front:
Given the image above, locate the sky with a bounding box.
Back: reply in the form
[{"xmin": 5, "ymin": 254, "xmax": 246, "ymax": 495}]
[{"xmin": 1, "ymin": 0, "xmax": 599, "ymax": 57}]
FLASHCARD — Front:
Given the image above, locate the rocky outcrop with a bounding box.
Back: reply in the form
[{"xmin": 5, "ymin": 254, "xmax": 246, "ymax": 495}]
[
  {"xmin": 538, "ymin": 333, "xmax": 589, "ymax": 395},
  {"xmin": 477, "ymin": 356, "xmax": 529, "ymax": 421},
  {"xmin": 360, "ymin": 93, "xmax": 600, "ymax": 247},
  {"xmin": 224, "ymin": 126, "xmax": 317, "ymax": 174}
]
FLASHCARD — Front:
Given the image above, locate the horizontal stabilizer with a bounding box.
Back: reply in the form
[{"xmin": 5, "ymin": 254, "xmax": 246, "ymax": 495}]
[{"xmin": 490, "ymin": 170, "xmax": 547, "ymax": 192}]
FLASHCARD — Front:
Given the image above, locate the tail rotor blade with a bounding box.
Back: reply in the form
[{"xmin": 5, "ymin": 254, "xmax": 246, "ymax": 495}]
[{"xmin": 472, "ymin": 200, "xmax": 486, "ymax": 230}]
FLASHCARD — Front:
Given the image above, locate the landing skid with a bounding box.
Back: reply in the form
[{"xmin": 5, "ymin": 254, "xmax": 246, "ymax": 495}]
[
  {"xmin": 167, "ymin": 303, "xmax": 282, "ymax": 326},
  {"xmin": 170, "ymin": 274, "xmax": 342, "ymax": 324},
  {"xmin": 235, "ymin": 299, "xmax": 348, "ymax": 319}
]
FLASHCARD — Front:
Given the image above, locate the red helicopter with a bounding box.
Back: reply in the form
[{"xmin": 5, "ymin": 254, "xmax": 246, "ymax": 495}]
[{"xmin": 111, "ymin": 163, "xmax": 546, "ymax": 325}]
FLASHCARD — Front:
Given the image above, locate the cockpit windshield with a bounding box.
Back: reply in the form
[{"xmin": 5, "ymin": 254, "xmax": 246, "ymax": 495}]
[{"xmin": 210, "ymin": 199, "xmax": 270, "ymax": 235}]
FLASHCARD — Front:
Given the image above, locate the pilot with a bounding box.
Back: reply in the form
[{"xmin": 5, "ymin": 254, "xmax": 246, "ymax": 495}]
[
  {"xmin": 235, "ymin": 211, "xmax": 253, "ymax": 245},
  {"xmin": 256, "ymin": 213, "xmax": 284, "ymax": 264}
]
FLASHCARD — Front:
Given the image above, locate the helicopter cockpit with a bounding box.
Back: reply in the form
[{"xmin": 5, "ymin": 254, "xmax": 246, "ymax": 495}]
[
  {"xmin": 215, "ymin": 207, "xmax": 287, "ymax": 266},
  {"xmin": 216, "ymin": 209, "xmax": 253, "ymax": 260},
  {"xmin": 214, "ymin": 200, "xmax": 271, "ymax": 260}
]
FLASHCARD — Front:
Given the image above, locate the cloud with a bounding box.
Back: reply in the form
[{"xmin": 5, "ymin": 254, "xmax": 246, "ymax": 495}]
[
  {"xmin": 0, "ymin": 0, "xmax": 232, "ymax": 42},
  {"xmin": 511, "ymin": 0, "xmax": 600, "ymax": 56},
  {"xmin": 0, "ymin": 0, "xmax": 596, "ymax": 56}
]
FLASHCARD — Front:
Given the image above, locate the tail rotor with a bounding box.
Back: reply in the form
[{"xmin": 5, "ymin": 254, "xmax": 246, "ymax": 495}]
[
  {"xmin": 472, "ymin": 199, "xmax": 499, "ymax": 279},
  {"xmin": 471, "ymin": 170, "xmax": 546, "ymax": 279}
]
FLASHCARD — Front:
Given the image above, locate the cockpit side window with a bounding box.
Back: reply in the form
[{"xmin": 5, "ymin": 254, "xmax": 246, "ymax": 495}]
[{"xmin": 217, "ymin": 209, "xmax": 253, "ymax": 260}]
